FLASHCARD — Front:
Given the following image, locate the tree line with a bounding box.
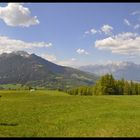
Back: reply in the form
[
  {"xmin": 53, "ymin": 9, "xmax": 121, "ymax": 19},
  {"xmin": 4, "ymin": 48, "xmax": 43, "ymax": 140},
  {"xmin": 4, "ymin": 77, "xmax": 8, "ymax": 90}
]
[{"xmin": 66, "ymin": 74, "xmax": 140, "ymax": 95}]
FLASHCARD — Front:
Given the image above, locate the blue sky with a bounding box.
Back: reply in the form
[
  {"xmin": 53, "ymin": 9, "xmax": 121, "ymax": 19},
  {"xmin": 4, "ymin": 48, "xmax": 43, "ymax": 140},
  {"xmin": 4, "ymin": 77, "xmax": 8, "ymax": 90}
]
[{"xmin": 0, "ymin": 3, "xmax": 140, "ymax": 67}]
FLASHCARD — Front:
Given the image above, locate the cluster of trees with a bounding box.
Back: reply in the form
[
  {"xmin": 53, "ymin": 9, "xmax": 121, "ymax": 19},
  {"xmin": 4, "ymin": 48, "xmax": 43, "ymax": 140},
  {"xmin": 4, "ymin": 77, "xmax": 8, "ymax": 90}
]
[
  {"xmin": 94, "ymin": 74, "xmax": 140, "ymax": 95},
  {"xmin": 66, "ymin": 74, "xmax": 140, "ymax": 95},
  {"xmin": 66, "ymin": 86, "xmax": 93, "ymax": 96}
]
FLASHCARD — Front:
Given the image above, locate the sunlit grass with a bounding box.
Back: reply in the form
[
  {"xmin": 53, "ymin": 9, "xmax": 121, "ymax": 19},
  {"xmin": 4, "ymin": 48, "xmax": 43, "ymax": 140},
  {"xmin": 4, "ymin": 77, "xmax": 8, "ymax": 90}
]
[{"xmin": 0, "ymin": 90, "xmax": 140, "ymax": 137}]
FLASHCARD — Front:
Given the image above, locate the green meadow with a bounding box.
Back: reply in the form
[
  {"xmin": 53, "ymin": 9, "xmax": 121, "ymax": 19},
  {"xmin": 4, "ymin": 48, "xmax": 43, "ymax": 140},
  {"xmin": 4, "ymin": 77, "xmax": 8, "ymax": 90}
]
[{"xmin": 0, "ymin": 90, "xmax": 140, "ymax": 137}]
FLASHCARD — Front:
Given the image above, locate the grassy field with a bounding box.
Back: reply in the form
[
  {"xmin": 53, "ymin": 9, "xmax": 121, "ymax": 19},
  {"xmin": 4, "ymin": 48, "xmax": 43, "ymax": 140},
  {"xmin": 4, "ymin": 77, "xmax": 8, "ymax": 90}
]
[{"xmin": 0, "ymin": 90, "xmax": 140, "ymax": 137}]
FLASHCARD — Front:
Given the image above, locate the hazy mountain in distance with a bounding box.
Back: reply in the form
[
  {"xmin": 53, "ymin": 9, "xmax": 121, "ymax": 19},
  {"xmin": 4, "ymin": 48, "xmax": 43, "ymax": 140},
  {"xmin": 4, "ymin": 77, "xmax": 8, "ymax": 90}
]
[{"xmin": 79, "ymin": 61, "xmax": 140, "ymax": 82}]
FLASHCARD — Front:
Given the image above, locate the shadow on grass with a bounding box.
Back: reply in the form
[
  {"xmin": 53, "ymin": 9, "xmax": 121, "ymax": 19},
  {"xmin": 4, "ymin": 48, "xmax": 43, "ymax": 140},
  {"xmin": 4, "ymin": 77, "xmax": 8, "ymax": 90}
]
[{"xmin": 0, "ymin": 123, "xmax": 18, "ymax": 126}]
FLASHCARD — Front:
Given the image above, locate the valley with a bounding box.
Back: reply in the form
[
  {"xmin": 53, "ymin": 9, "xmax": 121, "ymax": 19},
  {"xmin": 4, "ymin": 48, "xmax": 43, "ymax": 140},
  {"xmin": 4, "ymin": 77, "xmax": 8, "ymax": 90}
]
[{"xmin": 0, "ymin": 3, "xmax": 140, "ymax": 137}]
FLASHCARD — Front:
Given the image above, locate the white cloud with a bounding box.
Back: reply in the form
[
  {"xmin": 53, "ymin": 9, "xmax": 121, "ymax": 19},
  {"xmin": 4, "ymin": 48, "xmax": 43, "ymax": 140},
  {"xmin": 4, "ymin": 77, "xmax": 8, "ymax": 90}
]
[
  {"xmin": 123, "ymin": 18, "xmax": 140, "ymax": 30},
  {"xmin": 0, "ymin": 3, "xmax": 39, "ymax": 27},
  {"xmin": 101, "ymin": 24, "xmax": 113, "ymax": 35},
  {"xmin": 0, "ymin": 36, "xmax": 52, "ymax": 54},
  {"xmin": 40, "ymin": 55, "xmax": 94, "ymax": 68},
  {"xmin": 124, "ymin": 19, "xmax": 131, "ymax": 26},
  {"xmin": 134, "ymin": 24, "xmax": 140, "ymax": 29},
  {"xmin": 90, "ymin": 28, "xmax": 97, "ymax": 34},
  {"xmin": 84, "ymin": 28, "xmax": 97, "ymax": 35},
  {"xmin": 57, "ymin": 58, "xmax": 77, "ymax": 67},
  {"xmin": 131, "ymin": 11, "xmax": 140, "ymax": 15},
  {"xmin": 41, "ymin": 53, "xmax": 56, "ymax": 62},
  {"xmin": 95, "ymin": 32, "xmax": 140, "ymax": 56},
  {"xmin": 84, "ymin": 24, "xmax": 113, "ymax": 36},
  {"xmin": 76, "ymin": 48, "xmax": 89, "ymax": 55},
  {"xmin": 41, "ymin": 53, "xmax": 78, "ymax": 67}
]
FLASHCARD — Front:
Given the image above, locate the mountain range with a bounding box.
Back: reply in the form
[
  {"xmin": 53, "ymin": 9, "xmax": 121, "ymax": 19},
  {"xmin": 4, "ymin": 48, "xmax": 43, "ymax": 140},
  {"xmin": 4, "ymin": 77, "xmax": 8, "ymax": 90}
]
[
  {"xmin": 79, "ymin": 61, "xmax": 140, "ymax": 82},
  {"xmin": 0, "ymin": 51, "xmax": 98, "ymax": 89}
]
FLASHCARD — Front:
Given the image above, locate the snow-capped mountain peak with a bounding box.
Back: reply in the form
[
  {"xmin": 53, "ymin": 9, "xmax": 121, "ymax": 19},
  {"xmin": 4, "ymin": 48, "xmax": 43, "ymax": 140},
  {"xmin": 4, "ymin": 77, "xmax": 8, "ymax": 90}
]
[{"xmin": 79, "ymin": 61, "xmax": 140, "ymax": 82}]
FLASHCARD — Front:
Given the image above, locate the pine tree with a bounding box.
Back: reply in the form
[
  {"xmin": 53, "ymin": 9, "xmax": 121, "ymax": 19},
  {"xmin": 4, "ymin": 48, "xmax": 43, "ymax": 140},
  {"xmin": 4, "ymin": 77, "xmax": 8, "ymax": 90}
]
[{"xmin": 123, "ymin": 80, "xmax": 130, "ymax": 95}]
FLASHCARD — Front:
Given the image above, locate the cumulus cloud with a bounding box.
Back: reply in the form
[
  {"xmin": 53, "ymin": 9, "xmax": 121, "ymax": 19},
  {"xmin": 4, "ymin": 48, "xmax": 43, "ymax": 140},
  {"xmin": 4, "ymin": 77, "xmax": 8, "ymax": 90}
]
[
  {"xmin": 76, "ymin": 48, "xmax": 89, "ymax": 55},
  {"xmin": 0, "ymin": 3, "xmax": 39, "ymax": 27},
  {"xmin": 41, "ymin": 53, "xmax": 57, "ymax": 62},
  {"xmin": 0, "ymin": 36, "xmax": 52, "ymax": 54},
  {"xmin": 95, "ymin": 32, "xmax": 140, "ymax": 56},
  {"xmin": 101, "ymin": 24, "xmax": 113, "ymax": 35},
  {"xmin": 84, "ymin": 24, "xmax": 113, "ymax": 37},
  {"xmin": 124, "ymin": 19, "xmax": 131, "ymax": 26}
]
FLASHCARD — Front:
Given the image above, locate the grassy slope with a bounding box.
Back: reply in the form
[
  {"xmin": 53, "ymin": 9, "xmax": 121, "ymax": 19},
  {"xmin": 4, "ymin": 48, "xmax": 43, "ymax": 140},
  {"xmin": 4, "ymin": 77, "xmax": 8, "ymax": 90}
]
[
  {"xmin": 0, "ymin": 84, "xmax": 23, "ymax": 89},
  {"xmin": 0, "ymin": 90, "xmax": 140, "ymax": 137}
]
